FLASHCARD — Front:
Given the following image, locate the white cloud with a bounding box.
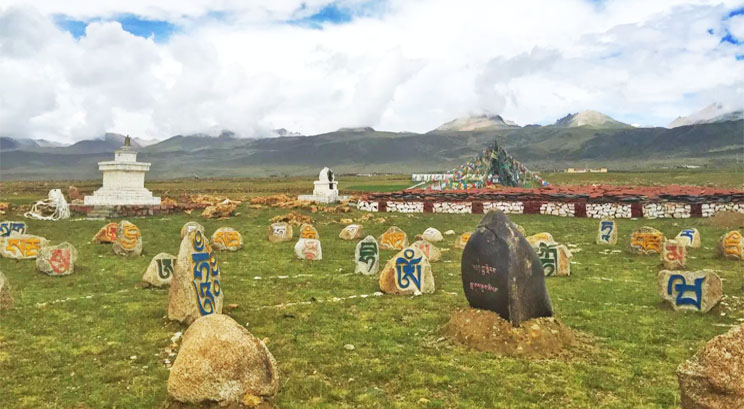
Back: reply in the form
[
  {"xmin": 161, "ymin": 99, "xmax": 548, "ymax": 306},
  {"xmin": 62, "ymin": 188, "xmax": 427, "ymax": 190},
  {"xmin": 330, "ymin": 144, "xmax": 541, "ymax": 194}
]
[{"xmin": 0, "ymin": 0, "xmax": 742, "ymax": 142}]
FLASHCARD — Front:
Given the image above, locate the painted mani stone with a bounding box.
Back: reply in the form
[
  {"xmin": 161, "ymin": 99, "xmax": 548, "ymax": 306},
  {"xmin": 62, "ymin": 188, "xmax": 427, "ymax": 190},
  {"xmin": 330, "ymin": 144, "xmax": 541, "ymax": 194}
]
[
  {"xmin": 658, "ymin": 270, "xmax": 722, "ymax": 313},
  {"xmin": 92, "ymin": 222, "xmax": 118, "ymax": 243},
  {"xmin": 718, "ymin": 231, "xmax": 744, "ymax": 261},
  {"xmin": 534, "ymin": 241, "xmax": 572, "ymax": 277},
  {"xmin": 629, "ymin": 227, "xmax": 665, "ymax": 255},
  {"xmin": 299, "ymin": 224, "xmax": 319, "ymax": 240},
  {"xmin": 354, "ymin": 235, "xmax": 379, "ymax": 275},
  {"xmin": 180, "ymin": 222, "xmax": 205, "ymax": 239},
  {"xmin": 113, "ymin": 220, "xmax": 142, "ymax": 257},
  {"xmin": 211, "ymin": 227, "xmax": 243, "ymax": 251},
  {"xmin": 661, "ymin": 239, "xmax": 687, "ymax": 270},
  {"xmin": 411, "ymin": 239, "xmax": 442, "ymax": 262},
  {"xmin": 168, "ymin": 230, "xmax": 223, "ymax": 325},
  {"xmin": 596, "ymin": 219, "xmax": 617, "ymax": 245},
  {"xmin": 339, "ymin": 224, "xmax": 364, "ymax": 241},
  {"xmin": 454, "ymin": 232, "xmax": 472, "ymax": 250},
  {"xmin": 421, "ymin": 227, "xmax": 444, "ymax": 243},
  {"xmin": 267, "ymin": 222, "xmax": 293, "ymax": 243},
  {"xmin": 294, "ymin": 238, "xmax": 322, "ymax": 260},
  {"xmin": 526, "ymin": 232, "xmax": 554, "ymax": 247},
  {"xmin": 0, "ymin": 234, "xmax": 48, "ymax": 259},
  {"xmin": 378, "ymin": 226, "xmax": 408, "ymax": 251},
  {"xmin": 379, "ymin": 246, "xmax": 434, "ymax": 295},
  {"xmin": 0, "ymin": 221, "xmax": 27, "ymax": 237},
  {"xmin": 36, "ymin": 242, "xmax": 78, "ymax": 276},
  {"xmin": 461, "ymin": 210, "xmax": 553, "ymax": 327},
  {"xmin": 675, "ymin": 228, "xmax": 701, "ymax": 248},
  {"xmin": 143, "ymin": 253, "xmax": 176, "ymax": 287}
]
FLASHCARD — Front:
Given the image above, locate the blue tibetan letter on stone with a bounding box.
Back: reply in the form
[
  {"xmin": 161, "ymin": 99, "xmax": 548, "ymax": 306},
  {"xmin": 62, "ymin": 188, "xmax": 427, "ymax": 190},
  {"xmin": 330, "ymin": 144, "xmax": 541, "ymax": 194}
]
[{"xmin": 667, "ymin": 274, "xmax": 705, "ymax": 310}]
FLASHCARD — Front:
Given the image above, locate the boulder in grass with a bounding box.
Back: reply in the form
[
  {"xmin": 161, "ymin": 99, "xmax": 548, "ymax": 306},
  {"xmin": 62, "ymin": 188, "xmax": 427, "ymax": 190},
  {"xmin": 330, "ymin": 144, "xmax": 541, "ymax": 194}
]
[
  {"xmin": 454, "ymin": 232, "xmax": 472, "ymax": 250},
  {"xmin": 92, "ymin": 222, "xmax": 118, "ymax": 243},
  {"xmin": 421, "ymin": 227, "xmax": 444, "ymax": 243},
  {"xmin": 596, "ymin": 219, "xmax": 618, "ymax": 245},
  {"xmin": 294, "ymin": 238, "xmax": 322, "ymax": 260},
  {"xmin": 0, "ymin": 272, "xmax": 12, "ymax": 310},
  {"xmin": 112, "ymin": 220, "xmax": 142, "ymax": 257},
  {"xmin": 658, "ymin": 270, "xmax": 722, "ymax": 313},
  {"xmin": 379, "ymin": 246, "xmax": 434, "ymax": 295},
  {"xmin": 629, "ymin": 226, "xmax": 665, "ymax": 255},
  {"xmin": 142, "ymin": 253, "xmax": 176, "ymax": 287},
  {"xmin": 677, "ymin": 323, "xmax": 744, "ymax": 409},
  {"xmin": 36, "ymin": 242, "xmax": 78, "ymax": 276},
  {"xmin": 180, "ymin": 221, "xmax": 205, "ymax": 239},
  {"xmin": 167, "ymin": 314, "xmax": 279, "ymax": 406},
  {"xmin": 299, "ymin": 223, "xmax": 319, "ymax": 240},
  {"xmin": 411, "ymin": 239, "xmax": 442, "ymax": 262},
  {"xmin": 168, "ymin": 230, "xmax": 223, "ymax": 325},
  {"xmin": 675, "ymin": 228, "xmax": 701, "ymax": 249},
  {"xmin": 339, "ymin": 224, "xmax": 364, "ymax": 241},
  {"xmin": 526, "ymin": 232, "xmax": 554, "ymax": 247},
  {"xmin": 378, "ymin": 226, "xmax": 408, "ymax": 251},
  {"xmin": 211, "ymin": 227, "xmax": 243, "ymax": 251},
  {"xmin": 267, "ymin": 222, "xmax": 293, "ymax": 242},
  {"xmin": 718, "ymin": 230, "xmax": 744, "ymax": 261},
  {"xmin": 0, "ymin": 234, "xmax": 48, "ymax": 259},
  {"xmin": 661, "ymin": 239, "xmax": 687, "ymax": 270},
  {"xmin": 534, "ymin": 241, "xmax": 572, "ymax": 277},
  {"xmin": 0, "ymin": 221, "xmax": 27, "ymax": 237},
  {"xmin": 461, "ymin": 210, "xmax": 553, "ymax": 327},
  {"xmin": 354, "ymin": 235, "xmax": 379, "ymax": 275}
]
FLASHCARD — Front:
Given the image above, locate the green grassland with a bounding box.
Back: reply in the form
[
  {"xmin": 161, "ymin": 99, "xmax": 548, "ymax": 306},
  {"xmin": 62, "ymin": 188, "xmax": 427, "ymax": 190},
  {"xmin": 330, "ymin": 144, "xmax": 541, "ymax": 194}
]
[{"xmin": 1, "ymin": 173, "xmax": 743, "ymax": 408}]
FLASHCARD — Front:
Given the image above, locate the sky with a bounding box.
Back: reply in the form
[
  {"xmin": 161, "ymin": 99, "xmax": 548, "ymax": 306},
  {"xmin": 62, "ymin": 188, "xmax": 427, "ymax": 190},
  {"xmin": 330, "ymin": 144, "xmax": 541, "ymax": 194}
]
[{"xmin": 0, "ymin": 0, "xmax": 743, "ymax": 143}]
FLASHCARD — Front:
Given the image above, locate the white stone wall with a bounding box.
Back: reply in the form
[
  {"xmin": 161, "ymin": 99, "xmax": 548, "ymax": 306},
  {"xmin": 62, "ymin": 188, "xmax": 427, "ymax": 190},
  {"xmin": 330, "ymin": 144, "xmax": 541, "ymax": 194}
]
[
  {"xmin": 433, "ymin": 202, "xmax": 472, "ymax": 214},
  {"xmin": 540, "ymin": 202, "xmax": 575, "ymax": 217},
  {"xmin": 483, "ymin": 201, "xmax": 524, "ymax": 214},
  {"xmin": 386, "ymin": 201, "xmax": 424, "ymax": 213},
  {"xmin": 586, "ymin": 203, "xmax": 632, "ymax": 219},
  {"xmin": 643, "ymin": 202, "xmax": 691, "ymax": 219},
  {"xmin": 357, "ymin": 200, "xmax": 378, "ymax": 212},
  {"xmin": 702, "ymin": 202, "xmax": 744, "ymax": 217}
]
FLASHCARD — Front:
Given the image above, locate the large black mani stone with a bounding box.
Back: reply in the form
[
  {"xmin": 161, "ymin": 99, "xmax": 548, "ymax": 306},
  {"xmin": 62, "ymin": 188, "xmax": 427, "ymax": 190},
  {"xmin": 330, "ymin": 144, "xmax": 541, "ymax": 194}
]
[{"xmin": 461, "ymin": 210, "xmax": 553, "ymax": 326}]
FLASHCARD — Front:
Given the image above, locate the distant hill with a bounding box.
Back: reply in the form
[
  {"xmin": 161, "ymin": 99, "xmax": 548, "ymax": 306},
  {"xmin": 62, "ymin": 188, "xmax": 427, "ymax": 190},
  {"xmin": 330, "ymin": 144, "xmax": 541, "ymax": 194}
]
[
  {"xmin": 1, "ymin": 119, "xmax": 741, "ymax": 180},
  {"xmin": 431, "ymin": 115, "xmax": 518, "ymax": 132},
  {"xmin": 0, "ymin": 137, "xmax": 39, "ymax": 151},
  {"xmin": 669, "ymin": 103, "xmax": 744, "ymax": 128},
  {"xmin": 62, "ymin": 133, "xmax": 142, "ymax": 154},
  {"xmin": 553, "ymin": 110, "xmax": 632, "ymax": 129}
]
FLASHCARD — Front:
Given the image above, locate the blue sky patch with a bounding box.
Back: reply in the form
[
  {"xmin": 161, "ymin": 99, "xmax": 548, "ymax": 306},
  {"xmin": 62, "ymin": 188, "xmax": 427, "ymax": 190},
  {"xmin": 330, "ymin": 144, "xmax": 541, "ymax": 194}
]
[
  {"xmin": 54, "ymin": 14, "xmax": 177, "ymax": 42},
  {"xmin": 289, "ymin": 0, "xmax": 386, "ymax": 29}
]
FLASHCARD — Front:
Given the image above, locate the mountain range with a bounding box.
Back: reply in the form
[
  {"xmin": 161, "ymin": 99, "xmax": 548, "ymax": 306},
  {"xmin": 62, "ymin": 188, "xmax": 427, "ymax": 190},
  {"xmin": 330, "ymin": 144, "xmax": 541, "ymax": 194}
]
[{"xmin": 1, "ymin": 108, "xmax": 742, "ymax": 180}]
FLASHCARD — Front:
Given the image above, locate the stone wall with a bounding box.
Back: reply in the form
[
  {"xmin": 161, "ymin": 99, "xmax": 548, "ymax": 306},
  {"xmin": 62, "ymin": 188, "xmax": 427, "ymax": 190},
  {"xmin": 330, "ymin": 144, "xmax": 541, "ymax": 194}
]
[{"xmin": 71, "ymin": 203, "xmax": 208, "ymax": 218}]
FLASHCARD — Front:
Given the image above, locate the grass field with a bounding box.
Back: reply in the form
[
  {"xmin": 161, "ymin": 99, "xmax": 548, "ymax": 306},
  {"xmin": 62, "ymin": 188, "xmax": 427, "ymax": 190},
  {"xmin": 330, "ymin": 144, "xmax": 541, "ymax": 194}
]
[{"xmin": 1, "ymin": 173, "xmax": 743, "ymax": 408}]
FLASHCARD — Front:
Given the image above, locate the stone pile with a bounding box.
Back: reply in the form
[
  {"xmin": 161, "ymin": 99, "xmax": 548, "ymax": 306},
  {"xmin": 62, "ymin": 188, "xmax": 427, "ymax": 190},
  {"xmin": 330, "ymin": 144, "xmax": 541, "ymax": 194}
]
[
  {"xmin": 643, "ymin": 203, "xmax": 691, "ymax": 218},
  {"xmin": 586, "ymin": 203, "xmax": 632, "ymax": 219},
  {"xmin": 433, "ymin": 202, "xmax": 471, "ymax": 214},
  {"xmin": 201, "ymin": 199, "xmax": 240, "ymax": 219},
  {"xmin": 483, "ymin": 201, "xmax": 524, "ymax": 214},
  {"xmin": 384, "ymin": 202, "xmax": 424, "ymax": 213},
  {"xmin": 540, "ymin": 202, "xmax": 574, "ymax": 217},
  {"xmin": 702, "ymin": 202, "xmax": 743, "ymax": 217}
]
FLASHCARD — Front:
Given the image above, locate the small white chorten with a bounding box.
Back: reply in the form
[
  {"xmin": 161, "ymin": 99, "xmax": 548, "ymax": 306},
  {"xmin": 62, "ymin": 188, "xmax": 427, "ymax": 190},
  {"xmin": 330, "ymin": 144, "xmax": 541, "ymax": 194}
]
[
  {"xmin": 83, "ymin": 136, "xmax": 160, "ymax": 206},
  {"xmin": 298, "ymin": 167, "xmax": 349, "ymax": 204}
]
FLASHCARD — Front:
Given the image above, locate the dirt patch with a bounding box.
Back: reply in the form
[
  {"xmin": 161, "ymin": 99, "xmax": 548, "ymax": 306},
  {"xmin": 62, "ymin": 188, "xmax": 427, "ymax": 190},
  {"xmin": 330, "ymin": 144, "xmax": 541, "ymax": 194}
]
[
  {"xmin": 443, "ymin": 308, "xmax": 587, "ymax": 359},
  {"xmin": 705, "ymin": 211, "xmax": 744, "ymax": 230}
]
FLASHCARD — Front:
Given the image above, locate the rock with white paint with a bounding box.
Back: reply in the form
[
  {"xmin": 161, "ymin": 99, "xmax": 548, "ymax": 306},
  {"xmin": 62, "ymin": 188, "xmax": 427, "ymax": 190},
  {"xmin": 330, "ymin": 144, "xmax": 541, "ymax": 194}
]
[
  {"xmin": 421, "ymin": 227, "xmax": 444, "ymax": 243},
  {"xmin": 354, "ymin": 235, "xmax": 379, "ymax": 275},
  {"xmin": 339, "ymin": 224, "xmax": 364, "ymax": 241},
  {"xmin": 294, "ymin": 238, "xmax": 322, "ymax": 260}
]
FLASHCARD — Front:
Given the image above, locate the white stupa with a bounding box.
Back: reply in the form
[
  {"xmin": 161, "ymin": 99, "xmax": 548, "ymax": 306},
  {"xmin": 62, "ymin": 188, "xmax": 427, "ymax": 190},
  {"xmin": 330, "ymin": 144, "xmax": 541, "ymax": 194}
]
[
  {"xmin": 84, "ymin": 136, "xmax": 160, "ymax": 206},
  {"xmin": 298, "ymin": 167, "xmax": 350, "ymax": 204}
]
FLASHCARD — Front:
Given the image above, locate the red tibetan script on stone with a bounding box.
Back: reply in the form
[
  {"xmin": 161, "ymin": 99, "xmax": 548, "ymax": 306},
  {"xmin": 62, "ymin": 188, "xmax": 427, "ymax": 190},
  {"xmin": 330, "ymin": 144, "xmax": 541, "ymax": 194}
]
[{"xmin": 50, "ymin": 248, "xmax": 70, "ymax": 274}]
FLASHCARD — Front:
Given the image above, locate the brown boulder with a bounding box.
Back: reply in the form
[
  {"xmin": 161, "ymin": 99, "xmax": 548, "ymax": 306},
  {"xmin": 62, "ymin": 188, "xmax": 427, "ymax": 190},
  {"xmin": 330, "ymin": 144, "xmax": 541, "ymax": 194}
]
[
  {"xmin": 677, "ymin": 323, "xmax": 744, "ymax": 408},
  {"xmin": 201, "ymin": 199, "xmax": 240, "ymax": 219},
  {"xmin": 167, "ymin": 314, "xmax": 279, "ymax": 405}
]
